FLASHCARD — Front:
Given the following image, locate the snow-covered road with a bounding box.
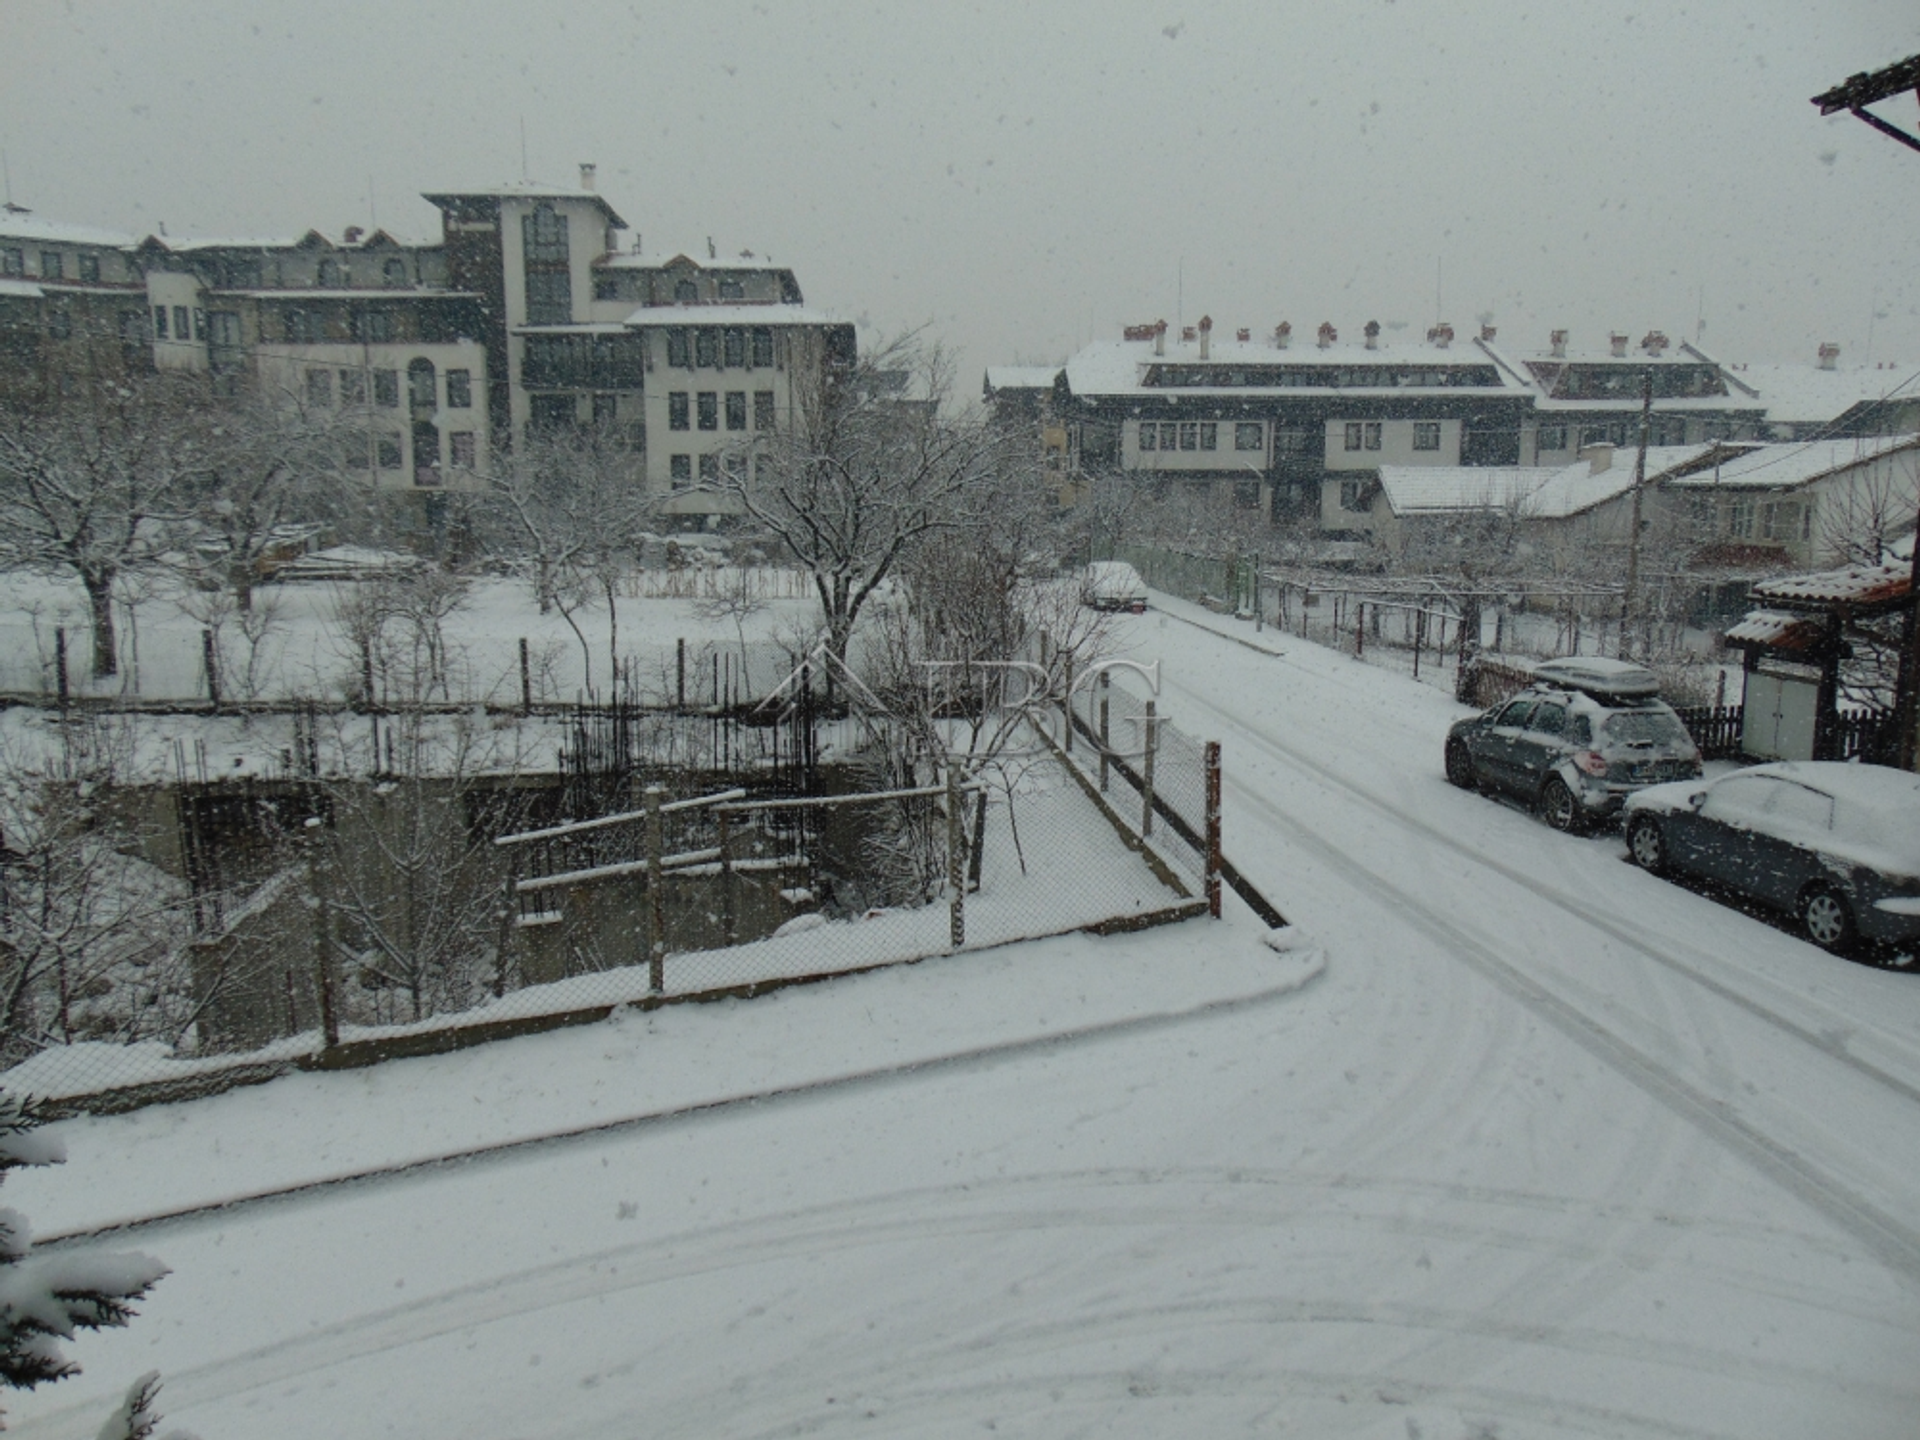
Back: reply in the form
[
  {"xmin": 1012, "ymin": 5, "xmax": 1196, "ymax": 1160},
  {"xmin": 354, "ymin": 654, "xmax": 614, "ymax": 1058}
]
[{"xmin": 13, "ymin": 597, "xmax": 1920, "ymax": 1439}]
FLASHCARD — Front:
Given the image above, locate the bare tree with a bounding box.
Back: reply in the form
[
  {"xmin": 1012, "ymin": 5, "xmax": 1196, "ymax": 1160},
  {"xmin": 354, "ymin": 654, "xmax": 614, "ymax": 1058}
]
[
  {"xmin": 1817, "ymin": 461, "xmax": 1918, "ymax": 568},
  {"xmin": 0, "ymin": 376, "xmax": 207, "ymax": 677},
  {"xmin": 732, "ymin": 335, "xmax": 1010, "ymax": 666},
  {"xmin": 188, "ymin": 383, "xmax": 346, "ymax": 611}
]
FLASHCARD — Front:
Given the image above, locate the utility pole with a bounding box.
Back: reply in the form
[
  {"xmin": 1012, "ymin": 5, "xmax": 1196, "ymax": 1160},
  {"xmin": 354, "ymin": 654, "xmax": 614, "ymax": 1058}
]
[
  {"xmin": 1812, "ymin": 53, "xmax": 1920, "ymax": 767},
  {"xmin": 1619, "ymin": 372, "xmax": 1654, "ymax": 660}
]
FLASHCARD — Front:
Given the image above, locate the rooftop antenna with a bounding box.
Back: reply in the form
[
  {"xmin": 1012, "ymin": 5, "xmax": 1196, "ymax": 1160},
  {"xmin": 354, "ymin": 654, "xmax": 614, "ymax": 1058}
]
[
  {"xmin": 1, "ymin": 142, "xmax": 12, "ymax": 207},
  {"xmin": 1177, "ymin": 256, "xmax": 1183, "ymax": 333},
  {"xmin": 519, "ymin": 116, "xmax": 529, "ymax": 181},
  {"xmin": 1435, "ymin": 257, "xmax": 1443, "ymax": 327},
  {"xmin": 368, "ymin": 173, "xmax": 377, "ymax": 230}
]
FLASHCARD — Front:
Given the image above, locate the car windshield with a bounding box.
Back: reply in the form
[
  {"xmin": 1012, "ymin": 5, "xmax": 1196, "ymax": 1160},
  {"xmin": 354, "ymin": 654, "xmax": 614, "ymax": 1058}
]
[{"xmin": 1601, "ymin": 711, "xmax": 1688, "ymax": 748}]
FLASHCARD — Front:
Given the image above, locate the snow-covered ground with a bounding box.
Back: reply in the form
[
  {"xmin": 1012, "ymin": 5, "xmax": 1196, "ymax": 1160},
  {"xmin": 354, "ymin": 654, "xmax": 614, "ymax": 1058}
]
[{"xmin": 9, "ymin": 592, "xmax": 1920, "ymax": 1439}]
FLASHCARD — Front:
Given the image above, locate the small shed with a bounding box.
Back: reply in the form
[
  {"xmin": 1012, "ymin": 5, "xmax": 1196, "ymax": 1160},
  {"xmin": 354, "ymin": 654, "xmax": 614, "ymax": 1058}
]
[{"xmin": 1724, "ymin": 563, "xmax": 1909, "ymax": 762}]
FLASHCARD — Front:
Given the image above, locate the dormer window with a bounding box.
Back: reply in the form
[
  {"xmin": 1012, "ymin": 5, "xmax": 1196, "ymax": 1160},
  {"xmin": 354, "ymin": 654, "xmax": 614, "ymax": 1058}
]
[
  {"xmin": 675, "ymin": 278, "xmax": 698, "ymax": 305},
  {"xmin": 317, "ymin": 258, "xmax": 344, "ymax": 288}
]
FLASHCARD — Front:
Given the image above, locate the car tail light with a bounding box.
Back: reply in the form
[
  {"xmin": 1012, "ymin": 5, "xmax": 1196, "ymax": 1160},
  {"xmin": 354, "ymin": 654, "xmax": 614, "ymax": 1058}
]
[{"xmin": 1573, "ymin": 750, "xmax": 1609, "ymax": 778}]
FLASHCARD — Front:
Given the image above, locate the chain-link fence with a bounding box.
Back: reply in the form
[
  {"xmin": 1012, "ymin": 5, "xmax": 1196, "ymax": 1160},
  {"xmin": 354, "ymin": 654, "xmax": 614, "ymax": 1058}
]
[{"xmin": 2, "ymin": 718, "xmax": 1203, "ymax": 1115}]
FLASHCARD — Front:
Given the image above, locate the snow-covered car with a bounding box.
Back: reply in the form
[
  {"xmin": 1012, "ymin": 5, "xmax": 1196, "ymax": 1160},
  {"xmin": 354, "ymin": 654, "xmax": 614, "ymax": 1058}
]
[
  {"xmin": 1444, "ymin": 657, "xmax": 1702, "ymax": 832},
  {"xmin": 1624, "ymin": 761, "xmax": 1920, "ymax": 955},
  {"xmin": 1080, "ymin": 561, "xmax": 1148, "ymax": 614}
]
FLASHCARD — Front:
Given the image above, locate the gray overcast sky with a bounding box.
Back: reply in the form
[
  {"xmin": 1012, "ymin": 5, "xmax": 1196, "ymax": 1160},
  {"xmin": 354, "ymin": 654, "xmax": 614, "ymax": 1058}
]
[{"xmin": 5, "ymin": 1, "xmax": 1920, "ymax": 387}]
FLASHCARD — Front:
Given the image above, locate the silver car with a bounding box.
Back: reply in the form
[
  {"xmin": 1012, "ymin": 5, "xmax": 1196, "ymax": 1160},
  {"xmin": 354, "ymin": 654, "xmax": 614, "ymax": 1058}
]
[
  {"xmin": 1625, "ymin": 761, "xmax": 1920, "ymax": 957},
  {"xmin": 1445, "ymin": 659, "xmax": 1703, "ymax": 832}
]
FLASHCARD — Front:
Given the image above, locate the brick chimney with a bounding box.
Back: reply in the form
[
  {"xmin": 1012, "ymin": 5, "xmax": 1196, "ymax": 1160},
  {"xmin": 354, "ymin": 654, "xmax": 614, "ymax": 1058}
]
[
  {"xmin": 1580, "ymin": 442, "xmax": 1615, "ymax": 474},
  {"xmin": 1154, "ymin": 320, "xmax": 1167, "ymax": 356},
  {"xmin": 1480, "ymin": 323, "xmax": 1497, "ymax": 342},
  {"xmin": 1198, "ymin": 314, "xmax": 1212, "ymax": 360},
  {"xmin": 1550, "ymin": 329, "xmax": 1568, "ymax": 358},
  {"xmin": 1818, "ymin": 341, "xmax": 1840, "ymax": 370},
  {"xmin": 1428, "ymin": 322, "xmax": 1454, "ymax": 349},
  {"xmin": 579, "ymin": 162, "xmax": 597, "ymax": 191},
  {"xmin": 1640, "ymin": 330, "xmax": 1669, "ymax": 356},
  {"xmin": 1317, "ymin": 321, "xmax": 1337, "ymax": 349},
  {"xmin": 1274, "ymin": 321, "xmax": 1292, "ymax": 350},
  {"xmin": 1364, "ymin": 319, "xmax": 1380, "ymax": 350},
  {"xmin": 1609, "ymin": 332, "xmax": 1629, "ymax": 358},
  {"xmin": 1236, "ymin": 327, "xmax": 1250, "ymax": 343}
]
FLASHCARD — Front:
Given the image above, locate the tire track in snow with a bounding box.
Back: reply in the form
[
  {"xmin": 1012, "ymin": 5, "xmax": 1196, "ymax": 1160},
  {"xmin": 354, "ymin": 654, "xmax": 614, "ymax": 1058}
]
[
  {"xmin": 1167, "ymin": 678, "xmax": 1920, "ymax": 1284},
  {"xmin": 10, "ymin": 1169, "xmax": 1888, "ymax": 1438}
]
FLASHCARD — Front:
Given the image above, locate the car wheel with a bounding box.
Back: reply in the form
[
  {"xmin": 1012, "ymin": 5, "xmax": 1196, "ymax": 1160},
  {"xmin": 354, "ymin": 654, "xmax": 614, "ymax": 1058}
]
[
  {"xmin": 1540, "ymin": 776, "xmax": 1584, "ymax": 834},
  {"xmin": 1800, "ymin": 884, "xmax": 1857, "ymax": 954},
  {"xmin": 1626, "ymin": 814, "xmax": 1667, "ymax": 874},
  {"xmin": 1444, "ymin": 740, "xmax": 1476, "ymax": 789}
]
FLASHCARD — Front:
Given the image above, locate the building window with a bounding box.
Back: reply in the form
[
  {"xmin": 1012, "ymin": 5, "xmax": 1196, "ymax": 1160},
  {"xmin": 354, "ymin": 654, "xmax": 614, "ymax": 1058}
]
[
  {"xmin": 754, "ymin": 391, "xmax": 776, "ymax": 430},
  {"xmin": 193, "ymin": 308, "xmax": 207, "ymax": 340},
  {"xmin": 522, "ymin": 203, "xmax": 572, "ymax": 325},
  {"xmin": 697, "ymin": 392, "xmax": 718, "ymax": 430},
  {"xmin": 152, "ymin": 306, "xmax": 169, "ymax": 340},
  {"xmin": 1, "ymin": 249, "xmax": 23, "ymax": 277},
  {"xmin": 1234, "ymin": 422, "xmax": 1263, "ymax": 451},
  {"xmin": 1199, "ymin": 422, "xmax": 1217, "ymax": 451},
  {"xmin": 1177, "ymin": 422, "xmax": 1198, "ymax": 451},
  {"xmin": 1364, "ymin": 422, "xmax": 1381, "ymax": 450},
  {"xmin": 383, "ymin": 257, "xmax": 408, "ymax": 288},
  {"xmin": 373, "ymin": 369, "xmax": 399, "ymax": 407},
  {"xmin": 695, "ymin": 329, "xmax": 718, "ymax": 367},
  {"xmin": 339, "ymin": 369, "xmax": 367, "ymax": 405},
  {"xmin": 1537, "ymin": 424, "xmax": 1567, "ymax": 451},
  {"xmin": 669, "ymin": 392, "xmax": 690, "ymax": 430},
  {"xmin": 752, "ymin": 328, "xmax": 774, "ymax": 368},
  {"xmin": 47, "ymin": 308, "xmax": 72, "ymax": 340},
  {"xmin": 1274, "ymin": 429, "xmax": 1308, "ymax": 456},
  {"xmin": 377, "ymin": 435, "xmax": 404, "ymax": 469},
  {"xmin": 449, "ymin": 431, "xmax": 476, "ymax": 469},
  {"xmin": 352, "ymin": 309, "xmax": 396, "ymax": 344},
  {"xmin": 446, "ymin": 369, "xmax": 471, "ymax": 408},
  {"xmin": 1580, "ymin": 424, "xmax": 1613, "ymax": 448},
  {"xmin": 307, "ymin": 370, "xmax": 333, "ymax": 407},
  {"xmin": 1412, "ymin": 421, "xmax": 1441, "ymax": 451},
  {"xmin": 725, "ymin": 391, "xmax": 747, "ymax": 431},
  {"xmin": 407, "ymin": 358, "xmax": 436, "ymax": 410},
  {"xmin": 413, "ymin": 423, "xmax": 441, "ymax": 484},
  {"xmin": 1340, "ymin": 479, "xmax": 1370, "ymax": 513},
  {"xmin": 593, "ymin": 275, "xmax": 620, "ymax": 302},
  {"xmin": 593, "ymin": 394, "xmax": 618, "ymax": 429},
  {"xmin": 671, "ymin": 454, "xmax": 693, "ymax": 489},
  {"xmin": 1344, "ymin": 421, "xmax": 1362, "ymax": 451},
  {"xmin": 76, "ymin": 252, "xmax": 100, "ymax": 283},
  {"xmin": 718, "ymin": 277, "xmax": 745, "ymax": 301},
  {"xmin": 723, "ymin": 328, "xmax": 745, "ymax": 367},
  {"xmin": 1139, "ymin": 421, "xmax": 1157, "ymax": 452},
  {"xmin": 40, "ymin": 251, "xmax": 63, "ymax": 280},
  {"xmin": 667, "ymin": 329, "xmax": 691, "ymax": 368},
  {"xmin": 674, "ymin": 278, "xmax": 698, "ymax": 304},
  {"xmin": 699, "ymin": 454, "xmax": 720, "ymax": 485},
  {"xmin": 173, "ymin": 306, "xmax": 190, "ymax": 341},
  {"xmin": 317, "ymin": 258, "xmax": 344, "ymax": 288},
  {"xmin": 1727, "ymin": 498, "xmax": 1754, "ymax": 539}
]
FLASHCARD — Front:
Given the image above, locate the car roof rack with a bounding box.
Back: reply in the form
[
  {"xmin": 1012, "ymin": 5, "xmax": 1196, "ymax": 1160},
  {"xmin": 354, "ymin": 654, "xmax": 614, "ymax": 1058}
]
[{"xmin": 1531, "ymin": 656, "xmax": 1662, "ymax": 699}]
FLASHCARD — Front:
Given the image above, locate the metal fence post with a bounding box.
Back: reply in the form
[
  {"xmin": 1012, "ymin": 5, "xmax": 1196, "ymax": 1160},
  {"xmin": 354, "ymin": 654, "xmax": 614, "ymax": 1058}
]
[
  {"xmin": 1062, "ymin": 651, "xmax": 1075, "ymax": 754},
  {"xmin": 646, "ymin": 784, "xmax": 666, "ymax": 993},
  {"xmin": 946, "ymin": 766, "xmax": 965, "ymax": 950},
  {"xmin": 304, "ymin": 816, "xmax": 339, "ymax": 1052},
  {"xmin": 1355, "ymin": 602, "xmax": 1365, "ymax": 658},
  {"xmin": 1204, "ymin": 740, "xmax": 1222, "ymax": 919},
  {"xmin": 717, "ymin": 805, "xmax": 738, "ymax": 946},
  {"xmin": 1142, "ymin": 700, "xmax": 1157, "ymax": 838},
  {"xmin": 1098, "ymin": 670, "xmax": 1111, "ymax": 793},
  {"xmin": 519, "ymin": 636, "xmax": 532, "ymax": 715}
]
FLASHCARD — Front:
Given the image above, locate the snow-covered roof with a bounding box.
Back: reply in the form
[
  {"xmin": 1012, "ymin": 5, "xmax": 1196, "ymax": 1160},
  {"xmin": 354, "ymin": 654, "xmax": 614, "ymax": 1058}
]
[
  {"xmin": 0, "ymin": 210, "xmax": 136, "ymax": 247},
  {"xmin": 421, "ymin": 182, "xmax": 627, "ymax": 228},
  {"xmin": 1375, "ymin": 466, "xmax": 1560, "ymax": 516},
  {"xmin": 1750, "ymin": 562, "xmax": 1910, "ymax": 610},
  {"xmin": 984, "ymin": 366, "xmax": 1061, "ymax": 392},
  {"xmin": 1736, "ymin": 363, "xmax": 1920, "ymax": 425},
  {"xmin": 1522, "ymin": 447, "xmax": 1698, "ymax": 518},
  {"xmin": 1062, "ymin": 336, "xmax": 1520, "ymax": 399},
  {"xmin": 596, "ymin": 249, "xmax": 793, "ymax": 272},
  {"xmin": 1723, "ymin": 609, "xmax": 1824, "ymax": 650},
  {"xmin": 619, "ymin": 303, "xmax": 846, "ymax": 328},
  {"xmin": 1664, "ymin": 433, "xmax": 1920, "ymax": 490},
  {"xmin": 0, "ymin": 278, "xmax": 45, "ymax": 300}
]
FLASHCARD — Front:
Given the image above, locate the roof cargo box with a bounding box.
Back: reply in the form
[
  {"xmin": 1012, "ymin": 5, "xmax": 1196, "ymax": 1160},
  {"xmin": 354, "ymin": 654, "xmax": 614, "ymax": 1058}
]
[{"xmin": 1532, "ymin": 656, "xmax": 1661, "ymax": 698}]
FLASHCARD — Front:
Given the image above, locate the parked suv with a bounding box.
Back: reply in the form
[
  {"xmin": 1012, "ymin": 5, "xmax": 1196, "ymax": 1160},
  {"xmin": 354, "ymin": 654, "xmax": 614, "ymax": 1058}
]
[{"xmin": 1444, "ymin": 658, "xmax": 1703, "ymax": 832}]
